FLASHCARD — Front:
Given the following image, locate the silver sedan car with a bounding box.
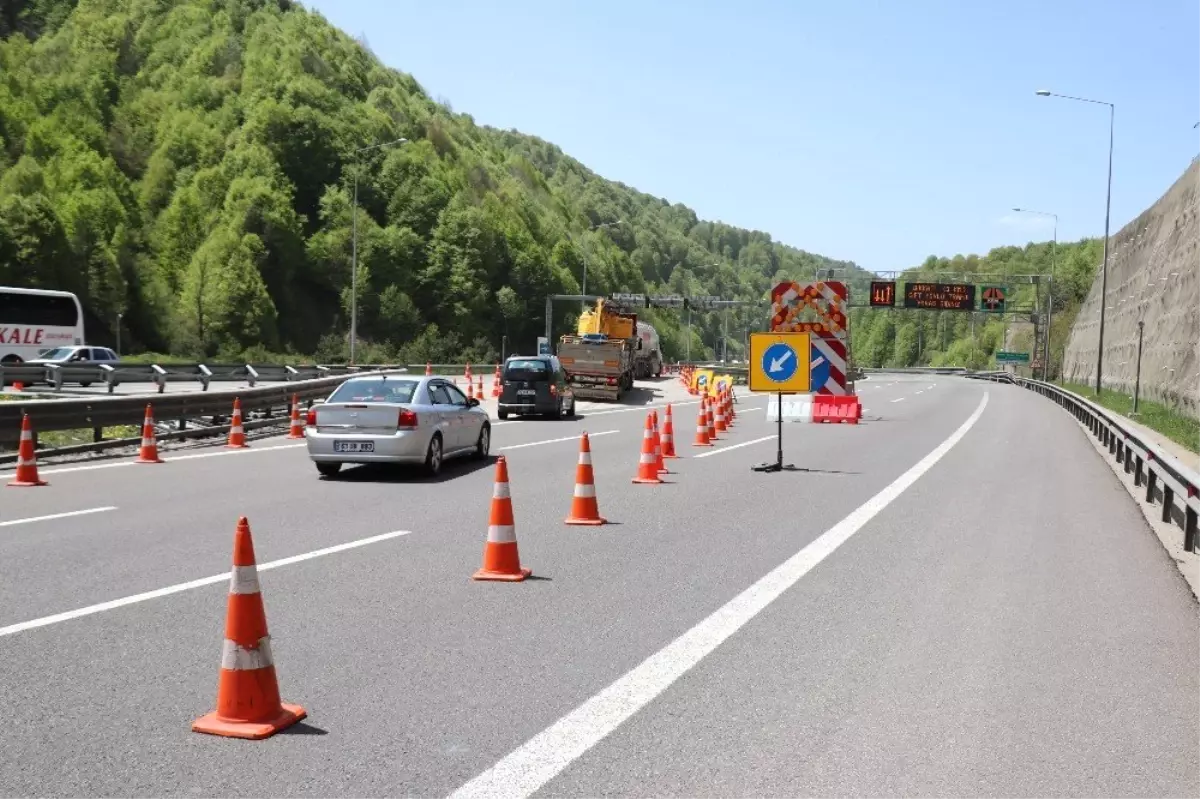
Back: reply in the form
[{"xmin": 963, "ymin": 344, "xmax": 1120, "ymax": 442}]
[{"xmin": 305, "ymin": 375, "xmax": 490, "ymax": 478}]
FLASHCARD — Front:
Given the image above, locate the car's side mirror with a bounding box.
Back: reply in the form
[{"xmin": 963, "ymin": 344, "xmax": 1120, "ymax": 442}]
[{"xmin": 468, "ymin": 397, "xmax": 480, "ymax": 407}]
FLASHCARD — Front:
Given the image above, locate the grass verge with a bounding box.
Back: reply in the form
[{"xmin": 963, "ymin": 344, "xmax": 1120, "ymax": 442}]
[{"xmin": 1061, "ymin": 381, "xmax": 1199, "ymax": 458}]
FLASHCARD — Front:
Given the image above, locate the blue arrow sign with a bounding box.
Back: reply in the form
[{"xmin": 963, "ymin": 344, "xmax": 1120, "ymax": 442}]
[
  {"xmin": 761, "ymin": 341, "xmax": 799, "ymax": 383},
  {"xmin": 810, "ymin": 344, "xmax": 831, "ymax": 392}
]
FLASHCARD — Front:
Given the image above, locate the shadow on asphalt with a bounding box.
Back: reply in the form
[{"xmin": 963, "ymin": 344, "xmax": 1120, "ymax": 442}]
[
  {"xmin": 322, "ymin": 455, "xmax": 498, "ymax": 484},
  {"xmin": 279, "ymin": 722, "xmax": 329, "ymax": 736}
]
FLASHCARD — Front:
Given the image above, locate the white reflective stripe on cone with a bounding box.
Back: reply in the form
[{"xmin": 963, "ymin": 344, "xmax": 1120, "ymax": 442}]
[
  {"xmin": 229, "ymin": 565, "xmax": 262, "ymax": 595},
  {"xmin": 487, "ymin": 523, "xmax": 516, "ymax": 543},
  {"xmin": 493, "ymin": 481, "xmax": 511, "ymax": 499},
  {"xmin": 578, "ymin": 451, "xmax": 593, "ymax": 466},
  {"xmin": 573, "ymin": 482, "xmax": 596, "ymax": 498},
  {"xmin": 221, "ymin": 636, "xmax": 274, "ymax": 670},
  {"xmin": 639, "ymin": 452, "xmax": 656, "ymax": 464}
]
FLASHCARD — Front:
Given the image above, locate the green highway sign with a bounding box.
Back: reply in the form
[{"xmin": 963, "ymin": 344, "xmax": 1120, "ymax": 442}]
[{"xmin": 996, "ymin": 351, "xmax": 1030, "ymax": 363}]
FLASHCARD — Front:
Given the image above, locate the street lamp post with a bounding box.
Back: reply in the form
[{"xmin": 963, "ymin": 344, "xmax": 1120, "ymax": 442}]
[
  {"xmin": 1012, "ymin": 207, "xmax": 1057, "ymax": 380},
  {"xmin": 1036, "ymin": 89, "xmax": 1114, "ymax": 394},
  {"xmin": 350, "ymin": 137, "xmax": 407, "ymax": 364},
  {"xmin": 580, "ymin": 220, "xmax": 624, "ymax": 300}
]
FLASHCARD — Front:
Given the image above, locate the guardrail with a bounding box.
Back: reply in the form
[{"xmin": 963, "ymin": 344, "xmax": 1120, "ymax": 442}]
[
  {"xmin": 1011, "ymin": 377, "xmax": 1198, "ymax": 554},
  {"xmin": 0, "ymin": 369, "xmax": 406, "ymax": 462},
  {"xmin": 0, "ymin": 361, "xmax": 437, "ymax": 393}
]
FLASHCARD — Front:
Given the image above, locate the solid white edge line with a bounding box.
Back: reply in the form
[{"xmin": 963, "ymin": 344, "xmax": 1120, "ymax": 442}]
[
  {"xmin": 692, "ymin": 436, "xmax": 775, "ymax": 459},
  {"xmin": 0, "ymin": 506, "xmax": 118, "ymax": 527},
  {"xmin": 890, "ymin": 397, "xmax": 906, "ymax": 403},
  {"xmin": 0, "ymin": 529, "xmax": 413, "ymax": 638},
  {"xmin": 499, "ymin": 430, "xmax": 619, "ymax": 451},
  {"xmin": 447, "ymin": 392, "xmax": 990, "ymax": 799}
]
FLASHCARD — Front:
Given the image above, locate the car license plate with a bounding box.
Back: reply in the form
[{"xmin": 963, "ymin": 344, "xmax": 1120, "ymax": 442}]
[
  {"xmin": 333, "ymin": 440, "xmax": 374, "ymax": 453},
  {"xmin": 517, "ymin": 389, "xmax": 536, "ymax": 396}
]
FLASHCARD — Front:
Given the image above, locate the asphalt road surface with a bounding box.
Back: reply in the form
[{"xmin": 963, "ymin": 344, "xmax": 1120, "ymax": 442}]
[{"xmin": 0, "ymin": 375, "xmax": 1195, "ymax": 797}]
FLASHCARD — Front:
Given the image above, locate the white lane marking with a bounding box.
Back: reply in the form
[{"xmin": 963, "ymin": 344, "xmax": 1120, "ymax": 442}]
[
  {"xmin": 890, "ymin": 397, "xmax": 906, "ymax": 403},
  {"xmin": 0, "ymin": 506, "xmax": 117, "ymax": 528},
  {"xmin": 0, "ymin": 530, "xmax": 413, "ymax": 638},
  {"xmin": 915, "ymin": 390, "xmax": 925, "ymax": 395},
  {"xmin": 14, "ymin": 442, "xmax": 308, "ymax": 477},
  {"xmin": 578, "ymin": 399, "xmax": 701, "ymax": 418},
  {"xmin": 448, "ymin": 393, "xmax": 990, "ymax": 799},
  {"xmin": 692, "ymin": 436, "xmax": 775, "ymax": 459},
  {"xmin": 499, "ymin": 430, "xmax": 618, "ymax": 451}
]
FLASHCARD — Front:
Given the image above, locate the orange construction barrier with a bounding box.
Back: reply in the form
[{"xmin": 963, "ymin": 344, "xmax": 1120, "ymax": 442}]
[
  {"xmin": 287, "ymin": 394, "xmax": 304, "ymax": 439},
  {"xmin": 565, "ymin": 432, "xmax": 606, "ymax": 525},
  {"xmin": 473, "ymin": 456, "xmax": 532, "ymax": 581},
  {"xmin": 227, "ymin": 398, "xmax": 248, "ymax": 449},
  {"xmin": 7, "ymin": 413, "xmax": 47, "ymax": 487},
  {"xmin": 632, "ymin": 412, "xmax": 664, "ymax": 484},
  {"xmin": 692, "ymin": 397, "xmax": 712, "ymax": 447},
  {"xmin": 661, "ymin": 404, "xmax": 677, "ymax": 458},
  {"xmin": 192, "ymin": 516, "xmax": 307, "ymax": 740},
  {"xmin": 135, "ymin": 403, "xmax": 164, "ymax": 464}
]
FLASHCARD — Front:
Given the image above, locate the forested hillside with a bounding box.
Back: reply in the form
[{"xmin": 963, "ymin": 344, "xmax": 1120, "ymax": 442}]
[
  {"xmin": 848, "ymin": 237, "xmax": 1101, "ymax": 375},
  {"xmin": 0, "ymin": 0, "xmax": 863, "ymax": 365}
]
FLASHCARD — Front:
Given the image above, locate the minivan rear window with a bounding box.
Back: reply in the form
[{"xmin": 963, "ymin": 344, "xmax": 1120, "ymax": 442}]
[
  {"xmin": 327, "ymin": 378, "xmax": 418, "ymax": 404},
  {"xmin": 505, "ymin": 359, "xmax": 551, "ymax": 381}
]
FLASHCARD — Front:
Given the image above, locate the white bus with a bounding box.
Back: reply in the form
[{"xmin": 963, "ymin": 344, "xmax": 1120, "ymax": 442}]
[{"xmin": 0, "ymin": 286, "xmax": 86, "ymax": 363}]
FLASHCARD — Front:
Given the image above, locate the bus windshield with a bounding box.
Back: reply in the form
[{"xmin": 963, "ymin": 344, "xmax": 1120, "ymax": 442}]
[{"xmin": 0, "ymin": 288, "xmax": 85, "ymax": 363}]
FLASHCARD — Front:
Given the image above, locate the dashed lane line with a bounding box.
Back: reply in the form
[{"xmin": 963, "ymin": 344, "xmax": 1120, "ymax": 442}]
[
  {"xmin": 0, "ymin": 530, "xmax": 414, "ymax": 638},
  {"xmin": 0, "ymin": 506, "xmax": 117, "ymax": 527}
]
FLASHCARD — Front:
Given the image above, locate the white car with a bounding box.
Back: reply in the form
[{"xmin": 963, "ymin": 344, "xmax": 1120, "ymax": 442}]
[{"xmin": 305, "ymin": 375, "xmax": 490, "ymax": 478}]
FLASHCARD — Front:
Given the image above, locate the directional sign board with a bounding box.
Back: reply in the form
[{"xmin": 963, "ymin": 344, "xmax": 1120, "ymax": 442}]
[
  {"xmin": 980, "ymin": 285, "xmax": 1007, "ymax": 313},
  {"xmin": 996, "ymin": 351, "xmax": 1030, "ymax": 363},
  {"xmin": 869, "ymin": 281, "xmax": 897, "ymax": 307},
  {"xmin": 903, "ymin": 282, "xmax": 976, "ymax": 311},
  {"xmin": 749, "ymin": 331, "xmax": 812, "ymax": 394}
]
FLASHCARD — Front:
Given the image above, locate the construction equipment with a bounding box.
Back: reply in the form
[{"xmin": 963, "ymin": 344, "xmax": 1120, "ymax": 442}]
[{"xmin": 557, "ymin": 298, "xmax": 661, "ymax": 401}]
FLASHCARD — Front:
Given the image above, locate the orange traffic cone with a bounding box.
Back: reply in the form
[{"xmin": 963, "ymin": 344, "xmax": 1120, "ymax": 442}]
[
  {"xmin": 474, "ymin": 456, "xmax": 531, "ymax": 581},
  {"xmin": 135, "ymin": 403, "xmax": 164, "ymax": 464},
  {"xmin": 287, "ymin": 394, "xmax": 304, "ymax": 439},
  {"xmin": 565, "ymin": 433, "xmax": 606, "ymax": 525},
  {"xmin": 692, "ymin": 397, "xmax": 713, "ymax": 447},
  {"xmin": 492, "ymin": 365, "xmax": 501, "ymax": 398},
  {"xmin": 192, "ymin": 517, "xmax": 307, "ymax": 740},
  {"xmin": 661, "ymin": 404, "xmax": 678, "ymax": 458},
  {"xmin": 425, "ymin": 362, "xmax": 432, "ymax": 376},
  {"xmin": 714, "ymin": 392, "xmax": 728, "ymax": 433},
  {"xmin": 726, "ymin": 387, "xmax": 737, "ymax": 423},
  {"xmin": 467, "ymin": 380, "xmax": 475, "ymax": 400},
  {"xmin": 465, "ymin": 363, "xmax": 472, "ymax": 382},
  {"xmin": 477, "ymin": 375, "xmax": 484, "ymax": 399},
  {"xmin": 652, "ymin": 410, "xmax": 669, "ymax": 474},
  {"xmin": 706, "ymin": 394, "xmax": 718, "ymax": 440},
  {"xmin": 227, "ymin": 397, "xmax": 248, "ymax": 448},
  {"xmin": 632, "ymin": 412, "xmax": 664, "ymax": 484},
  {"xmin": 11, "ymin": 381, "xmax": 22, "ymax": 392},
  {"xmin": 7, "ymin": 413, "xmax": 47, "ymax": 486}
]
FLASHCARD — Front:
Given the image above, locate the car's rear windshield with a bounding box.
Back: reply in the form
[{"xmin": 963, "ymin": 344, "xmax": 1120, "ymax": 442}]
[
  {"xmin": 327, "ymin": 378, "xmax": 418, "ymax": 404},
  {"xmin": 505, "ymin": 359, "xmax": 551, "ymax": 381}
]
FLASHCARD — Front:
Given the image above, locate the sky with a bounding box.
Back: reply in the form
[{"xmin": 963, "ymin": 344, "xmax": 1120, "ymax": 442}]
[{"xmin": 305, "ymin": 0, "xmax": 1198, "ymax": 274}]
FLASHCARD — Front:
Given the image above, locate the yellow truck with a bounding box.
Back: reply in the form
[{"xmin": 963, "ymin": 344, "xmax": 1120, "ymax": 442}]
[{"xmin": 557, "ymin": 299, "xmax": 659, "ymax": 401}]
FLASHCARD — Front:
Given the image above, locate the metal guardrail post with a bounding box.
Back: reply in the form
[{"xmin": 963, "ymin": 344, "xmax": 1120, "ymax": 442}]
[
  {"xmin": 286, "ymin": 366, "xmax": 299, "ymax": 381},
  {"xmin": 46, "ymin": 363, "xmax": 62, "ymax": 391},
  {"xmin": 100, "ymin": 363, "xmax": 117, "ymax": 394},
  {"xmin": 246, "ymin": 364, "xmax": 259, "ymax": 387},
  {"xmin": 152, "ymin": 364, "xmax": 168, "ymax": 393},
  {"xmin": 198, "ymin": 364, "xmax": 212, "ymax": 391}
]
